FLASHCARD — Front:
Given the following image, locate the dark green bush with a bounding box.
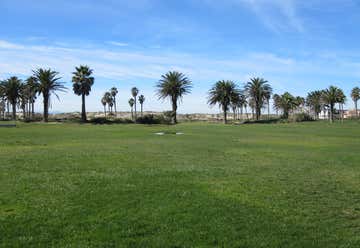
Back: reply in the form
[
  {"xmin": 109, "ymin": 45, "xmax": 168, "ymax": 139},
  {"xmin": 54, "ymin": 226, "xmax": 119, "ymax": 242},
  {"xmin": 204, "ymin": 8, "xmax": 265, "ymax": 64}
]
[{"xmin": 136, "ymin": 114, "xmax": 171, "ymax": 125}]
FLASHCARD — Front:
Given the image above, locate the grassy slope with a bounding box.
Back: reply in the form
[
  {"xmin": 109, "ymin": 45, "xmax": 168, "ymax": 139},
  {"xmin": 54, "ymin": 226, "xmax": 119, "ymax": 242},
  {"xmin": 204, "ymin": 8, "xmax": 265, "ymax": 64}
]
[{"xmin": 0, "ymin": 122, "xmax": 359, "ymax": 247}]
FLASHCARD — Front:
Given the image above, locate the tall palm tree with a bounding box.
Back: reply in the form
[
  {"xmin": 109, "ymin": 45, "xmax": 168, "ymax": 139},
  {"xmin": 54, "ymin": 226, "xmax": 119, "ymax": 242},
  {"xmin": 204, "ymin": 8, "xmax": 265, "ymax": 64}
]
[
  {"xmin": 138, "ymin": 95, "xmax": 145, "ymax": 117},
  {"xmin": 128, "ymin": 98, "xmax": 135, "ymax": 120},
  {"xmin": 321, "ymin": 86, "xmax": 343, "ymax": 123},
  {"xmin": 306, "ymin": 91, "xmax": 322, "ymax": 119},
  {"xmin": 337, "ymin": 89, "xmax": 346, "ymax": 122},
  {"xmin": 264, "ymin": 90, "xmax": 272, "ymax": 119},
  {"xmin": 156, "ymin": 71, "xmax": 192, "ymax": 124},
  {"xmin": 273, "ymin": 92, "xmax": 297, "ymax": 119},
  {"xmin": 245, "ymin": 78, "xmax": 272, "ymax": 121},
  {"xmin": 101, "ymin": 96, "xmax": 107, "ymax": 117},
  {"xmin": 104, "ymin": 92, "xmax": 112, "ymax": 114},
  {"xmin": 208, "ymin": 80, "xmax": 240, "ymax": 124},
  {"xmin": 231, "ymin": 90, "xmax": 240, "ymax": 121},
  {"xmin": 72, "ymin": 65, "xmax": 94, "ymax": 122},
  {"xmin": 351, "ymin": 87, "xmax": 360, "ymax": 117},
  {"xmin": 25, "ymin": 76, "xmax": 38, "ymax": 119},
  {"xmin": 131, "ymin": 87, "xmax": 139, "ymax": 119},
  {"xmin": 273, "ymin": 94, "xmax": 281, "ymax": 116},
  {"xmin": 33, "ymin": 68, "xmax": 66, "ymax": 122},
  {"xmin": 237, "ymin": 92, "xmax": 247, "ymax": 120},
  {"xmin": 111, "ymin": 87, "xmax": 118, "ymax": 116},
  {"xmin": 0, "ymin": 77, "xmax": 23, "ymax": 120}
]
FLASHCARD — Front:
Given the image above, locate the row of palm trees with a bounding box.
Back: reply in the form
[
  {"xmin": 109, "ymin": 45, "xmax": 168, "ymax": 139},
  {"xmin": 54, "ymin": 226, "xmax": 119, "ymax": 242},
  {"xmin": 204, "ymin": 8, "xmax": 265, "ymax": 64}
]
[
  {"xmin": 0, "ymin": 69, "xmax": 66, "ymax": 122},
  {"xmin": 207, "ymin": 77, "xmax": 360, "ymax": 123},
  {"xmin": 1, "ymin": 67, "xmax": 359, "ymax": 124}
]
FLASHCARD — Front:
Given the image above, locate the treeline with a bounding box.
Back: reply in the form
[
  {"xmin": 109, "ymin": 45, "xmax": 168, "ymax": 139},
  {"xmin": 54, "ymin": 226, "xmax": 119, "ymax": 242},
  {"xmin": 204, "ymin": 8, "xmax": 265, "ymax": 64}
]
[{"xmin": 1, "ymin": 67, "xmax": 360, "ymax": 124}]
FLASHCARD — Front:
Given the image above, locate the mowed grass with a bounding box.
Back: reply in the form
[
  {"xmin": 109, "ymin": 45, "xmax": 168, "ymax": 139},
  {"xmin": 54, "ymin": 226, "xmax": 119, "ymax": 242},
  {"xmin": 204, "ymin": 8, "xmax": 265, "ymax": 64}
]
[{"xmin": 0, "ymin": 121, "xmax": 360, "ymax": 247}]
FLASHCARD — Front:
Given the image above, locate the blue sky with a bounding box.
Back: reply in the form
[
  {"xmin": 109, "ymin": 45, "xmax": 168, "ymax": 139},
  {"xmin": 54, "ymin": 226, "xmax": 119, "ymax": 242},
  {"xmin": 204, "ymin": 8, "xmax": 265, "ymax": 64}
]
[{"xmin": 0, "ymin": 0, "xmax": 360, "ymax": 113}]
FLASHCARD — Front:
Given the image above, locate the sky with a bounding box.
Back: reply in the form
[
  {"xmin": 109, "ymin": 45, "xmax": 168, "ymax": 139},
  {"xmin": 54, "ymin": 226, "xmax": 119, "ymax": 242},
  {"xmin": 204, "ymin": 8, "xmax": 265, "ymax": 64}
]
[{"xmin": 0, "ymin": 0, "xmax": 360, "ymax": 113}]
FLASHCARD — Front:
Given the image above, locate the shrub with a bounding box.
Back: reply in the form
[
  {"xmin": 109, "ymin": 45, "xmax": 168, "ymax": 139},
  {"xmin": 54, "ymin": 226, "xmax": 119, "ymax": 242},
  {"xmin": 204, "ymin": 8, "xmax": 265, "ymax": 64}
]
[
  {"xmin": 89, "ymin": 117, "xmax": 134, "ymax": 125},
  {"xmin": 136, "ymin": 114, "xmax": 172, "ymax": 125},
  {"xmin": 289, "ymin": 113, "xmax": 314, "ymax": 122}
]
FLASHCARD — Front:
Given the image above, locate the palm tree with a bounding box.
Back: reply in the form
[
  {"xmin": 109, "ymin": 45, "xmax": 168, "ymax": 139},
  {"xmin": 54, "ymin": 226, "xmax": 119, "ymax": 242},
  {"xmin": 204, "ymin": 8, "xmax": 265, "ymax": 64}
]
[
  {"xmin": 231, "ymin": 90, "xmax": 240, "ymax": 121},
  {"xmin": 351, "ymin": 87, "xmax": 360, "ymax": 117},
  {"xmin": 101, "ymin": 97, "xmax": 107, "ymax": 117},
  {"xmin": 306, "ymin": 91, "xmax": 322, "ymax": 119},
  {"xmin": 264, "ymin": 90, "xmax": 272, "ymax": 119},
  {"xmin": 208, "ymin": 80, "xmax": 240, "ymax": 124},
  {"xmin": 321, "ymin": 86, "xmax": 343, "ymax": 123},
  {"xmin": 138, "ymin": 95, "xmax": 145, "ymax": 116},
  {"xmin": 25, "ymin": 76, "xmax": 38, "ymax": 119},
  {"xmin": 237, "ymin": 92, "xmax": 247, "ymax": 120},
  {"xmin": 0, "ymin": 77, "xmax": 23, "ymax": 120},
  {"xmin": 33, "ymin": 68, "xmax": 66, "ymax": 122},
  {"xmin": 128, "ymin": 98, "xmax": 135, "ymax": 120},
  {"xmin": 131, "ymin": 87, "xmax": 139, "ymax": 119},
  {"xmin": 337, "ymin": 89, "xmax": 346, "ymax": 122},
  {"xmin": 104, "ymin": 92, "xmax": 112, "ymax": 114},
  {"xmin": 111, "ymin": 87, "xmax": 118, "ymax": 116},
  {"xmin": 273, "ymin": 92, "xmax": 297, "ymax": 119},
  {"xmin": 156, "ymin": 71, "xmax": 192, "ymax": 124},
  {"xmin": 245, "ymin": 78, "xmax": 272, "ymax": 121},
  {"xmin": 72, "ymin": 65, "xmax": 94, "ymax": 122}
]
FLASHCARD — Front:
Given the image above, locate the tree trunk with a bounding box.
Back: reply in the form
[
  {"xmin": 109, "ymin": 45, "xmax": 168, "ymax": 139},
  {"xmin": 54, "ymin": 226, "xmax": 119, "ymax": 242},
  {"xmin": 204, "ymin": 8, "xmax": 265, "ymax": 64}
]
[
  {"xmin": 141, "ymin": 104, "xmax": 143, "ymax": 117},
  {"xmin": 267, "ymin": 99, "xmax": 270, "ymax": 119},
  {"xmin": 31, "ymin": 102, "xmax": 35, "ymax": 119},
  {"xmin": 43, "ymin": 94, "xmax": 49, "ymax": 122},
  {"xmin": 134, "ymin": 97, "xmax": 137, "ymax": 119},
  {"xmin": 355, "ymin": 100, "xmax": 358, "ymax": 118},
  {"xmin": 330, "ymin": 103, "xmax": 334, "ymax": 123},
  {"xmin": 114, "ymin": 98, "xmax": 117, "ymax": 117},
  {"xmin": 131, "ymin": 108, "xmax": 133, "ymax": 120},
  {"xmin": 12, "ymin": 103, "xmax": 16, "ymax": 120},
  {"xmin": 81, "ymin": 93, "xmax": 86, "ymax": 122},
  {"xmin": 256, "ymin": 106, "xmax": 261, "ymax": 121},
  {"xmin": 223, "ymin": 109, "xmax": 227, "ymax": 124},
  {"xmin": 172, "ymin": 98, "xmax": 178, "ymax": 124},
  {"xmin": 104, "ymin": 106, "xmax": 106, "ymax": 117},
  {"xmin": 240, "ymin": 107, "xmax": 243, "ymax": 121}
]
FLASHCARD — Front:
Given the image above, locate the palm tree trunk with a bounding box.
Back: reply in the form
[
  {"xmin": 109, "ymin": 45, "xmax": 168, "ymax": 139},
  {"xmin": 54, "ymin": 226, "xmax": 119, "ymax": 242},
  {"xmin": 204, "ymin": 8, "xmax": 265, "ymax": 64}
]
[
  {"xmin": 131, "ymin": 107, "xmax": 133, "ymax": 120},
  {"xmin": 330, "ymin": 104, "xmax": 334, "ymax": 123},
  {"xmin": 7, "ymin": 101, "xmax": 10, "ymax": 117},
  {"xmin": 134, "ymin": 97, "xmax": 137, "ymax": 119},
  {"xmin": 104, "ymin": 106, "xmax": 107, "ymax": 117},
  {"xmin": 240, "ymin": 107, "xmax": 243, "ymax": 121},
  {"xmin": 267, "ymin": 99, "xmax": 270, "ymax": 119},
  {"xmin": 224, "ymin": 110, "xmax": 227, "ymax": 124},
  {"xmin": 141, "ymin": 104, "xmax": 143, "ymax": 117},
  {"xmin": 172, "ymin": 98, "xmax": 177, "ymax": 124},
  {"xmin": 81, "ymin": 93, "xmax": 86, "ymax": 122},
  {"xmin": 114, "ymin": 98, "xmax": 117, "ymax": 116},
  {"xmin": 356, "ymin": 101, "xmax": 358, "ymax": 118},
  {"xmin": 31, "ymin": 102, "xmax": 35, "ymax": 119},
  {"xmin": 12, "ymin": 103, "xmax": 16, "ymax": 120},
  {"xmin": 43, "ymin": 94, "xmax": 49, "ymax": 122}
]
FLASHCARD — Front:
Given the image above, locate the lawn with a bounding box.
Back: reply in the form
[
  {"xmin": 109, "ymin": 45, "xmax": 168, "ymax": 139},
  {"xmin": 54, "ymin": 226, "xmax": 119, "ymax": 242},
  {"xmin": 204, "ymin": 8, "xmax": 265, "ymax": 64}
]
[{"xmin": 0, "ymin": 121, "xmax": 359, "ymax": 247}]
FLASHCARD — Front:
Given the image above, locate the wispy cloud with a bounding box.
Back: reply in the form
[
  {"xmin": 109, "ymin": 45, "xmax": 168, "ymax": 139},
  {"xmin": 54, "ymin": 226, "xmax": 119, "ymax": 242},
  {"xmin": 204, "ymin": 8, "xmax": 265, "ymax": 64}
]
[
  {"xmin": 228, "ymin": 0, "xmax": 305, "ymax": 33},
  {"xmin": 106, "ymin": 41, "xmax": 129, "ymax": 47}
]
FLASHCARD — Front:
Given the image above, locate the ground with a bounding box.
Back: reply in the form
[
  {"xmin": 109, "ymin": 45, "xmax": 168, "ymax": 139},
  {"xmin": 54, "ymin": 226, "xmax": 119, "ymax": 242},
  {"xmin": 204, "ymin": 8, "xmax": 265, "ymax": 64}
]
[{"xmin": 0, "ymin": 121, "xmax": 359, "ymax": 247}]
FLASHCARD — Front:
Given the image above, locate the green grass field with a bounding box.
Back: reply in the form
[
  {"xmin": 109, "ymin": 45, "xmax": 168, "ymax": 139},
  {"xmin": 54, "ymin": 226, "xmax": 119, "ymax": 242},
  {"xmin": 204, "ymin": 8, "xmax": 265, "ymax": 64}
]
[{"xmin": 1, "ymin": 121, "xmax": 360, "ymax": 247}]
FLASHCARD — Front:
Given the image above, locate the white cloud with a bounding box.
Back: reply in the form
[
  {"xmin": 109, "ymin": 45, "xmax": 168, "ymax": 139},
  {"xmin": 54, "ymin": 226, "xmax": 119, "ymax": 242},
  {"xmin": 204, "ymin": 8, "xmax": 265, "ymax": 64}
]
[{"xmin": 106, "ymin": 41, "xmax": 129, "ymax": 47}]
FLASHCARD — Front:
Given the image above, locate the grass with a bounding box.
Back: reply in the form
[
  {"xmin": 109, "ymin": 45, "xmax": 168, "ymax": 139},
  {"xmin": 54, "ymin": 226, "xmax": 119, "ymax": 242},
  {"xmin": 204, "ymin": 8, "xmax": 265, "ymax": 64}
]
[{"xmin": 1, "ymin": 121, "xmax": 360, "ymax": 247}]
